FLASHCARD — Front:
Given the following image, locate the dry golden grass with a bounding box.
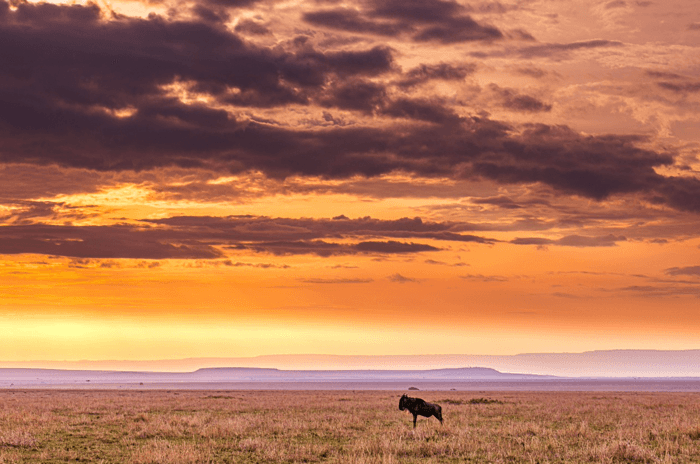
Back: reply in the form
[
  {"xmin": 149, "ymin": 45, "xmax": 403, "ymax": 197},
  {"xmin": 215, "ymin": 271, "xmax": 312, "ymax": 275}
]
[{"xmin": 0, "ymin": 389, "xmax": 699, "ymax": 463}]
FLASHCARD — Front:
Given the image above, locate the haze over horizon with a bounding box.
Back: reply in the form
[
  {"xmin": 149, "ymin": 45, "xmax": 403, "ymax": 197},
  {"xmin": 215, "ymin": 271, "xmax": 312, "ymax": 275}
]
[
  {"xmin": 1, "ymin": 0, "xmax": 700, "ymax": 362},
  {"xmin": 4, "ymin": 350, "xmax": 700, "ymax": 378}
]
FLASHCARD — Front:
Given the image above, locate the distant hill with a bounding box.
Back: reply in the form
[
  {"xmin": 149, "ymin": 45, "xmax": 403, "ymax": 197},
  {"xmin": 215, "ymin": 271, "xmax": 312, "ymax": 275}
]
[
  {"xmin": 0, "ymin": 366, "xmax": 555, "ymax": 387},
  {"xmin": 2, "ymin": 349, "xmax": 700, "ymax": 377},
  {"xmin": 191, "ymin": 367, "xmax": 556, "ymax": 381}
]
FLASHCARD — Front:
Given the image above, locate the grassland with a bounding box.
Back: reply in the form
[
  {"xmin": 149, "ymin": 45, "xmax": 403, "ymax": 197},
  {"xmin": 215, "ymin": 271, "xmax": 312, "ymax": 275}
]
[{"xmin": 1, "ymin": 389, "xmax": 699, "ymax": 463}]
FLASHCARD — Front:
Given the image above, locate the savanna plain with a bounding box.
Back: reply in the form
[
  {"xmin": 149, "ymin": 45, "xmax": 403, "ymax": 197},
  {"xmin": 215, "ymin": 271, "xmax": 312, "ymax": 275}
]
[{"xmin": 1, "ymin": 389, "xmax": 699, "ymax": 463}]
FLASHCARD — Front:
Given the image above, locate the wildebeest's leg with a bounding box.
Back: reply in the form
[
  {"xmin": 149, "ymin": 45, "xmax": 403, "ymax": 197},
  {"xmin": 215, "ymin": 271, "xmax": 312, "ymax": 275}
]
[{"xmin": 413, "ymin": 414, "xmax": 417, "ymax": 428}]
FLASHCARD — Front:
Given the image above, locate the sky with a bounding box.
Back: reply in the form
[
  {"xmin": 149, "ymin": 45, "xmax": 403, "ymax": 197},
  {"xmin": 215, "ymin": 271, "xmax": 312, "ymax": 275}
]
[{"xmin": 1, "ymin": 0, "xmax": 700, "ymax": 365}]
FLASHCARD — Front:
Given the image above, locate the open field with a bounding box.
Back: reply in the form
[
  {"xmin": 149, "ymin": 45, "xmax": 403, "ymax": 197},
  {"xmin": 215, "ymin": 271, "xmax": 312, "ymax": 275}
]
[
  {"xmin": 5, "ymin": 380, "xmax": 700, "ymax": 391},
  {"xmin": 1, "ymin": 390, "xmax": 699, "ymax": 463}
]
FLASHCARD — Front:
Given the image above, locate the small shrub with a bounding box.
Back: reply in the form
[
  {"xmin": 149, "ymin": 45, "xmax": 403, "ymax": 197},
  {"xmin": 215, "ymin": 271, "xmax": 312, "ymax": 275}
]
[
  {"xmin": 468, "ymin": 397, "xmax": 503, "ymax": 405},
  {"xmin": 439, "ymin": 399, "xmax": 464, "ymax": 405}
]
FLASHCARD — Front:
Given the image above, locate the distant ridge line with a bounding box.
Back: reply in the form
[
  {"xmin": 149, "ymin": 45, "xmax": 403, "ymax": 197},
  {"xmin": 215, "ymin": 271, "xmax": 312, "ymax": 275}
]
[
  {"xmin": 0, "ymin": 366, "xmax": 561, "ymax": 388},
  {"xmin": 2, "ymin": 349, "xmax": 700, "ymax": 377}
]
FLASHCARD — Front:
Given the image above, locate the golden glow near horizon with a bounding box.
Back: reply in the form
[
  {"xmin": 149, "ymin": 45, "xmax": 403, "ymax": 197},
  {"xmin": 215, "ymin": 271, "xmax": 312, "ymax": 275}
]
[
  {"xmin": 3, "ymin": 312, "xmax": 698, "ymax": 362},
  {"xmin": 1, "ymin": 0, "xmax": 700, "ymax": 364}
]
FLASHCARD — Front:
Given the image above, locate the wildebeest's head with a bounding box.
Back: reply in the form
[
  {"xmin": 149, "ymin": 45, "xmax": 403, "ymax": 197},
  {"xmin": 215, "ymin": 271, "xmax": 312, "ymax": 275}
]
[{"xmin": 399, "ymin": 394, "xmax": 408, "ymax": 411}]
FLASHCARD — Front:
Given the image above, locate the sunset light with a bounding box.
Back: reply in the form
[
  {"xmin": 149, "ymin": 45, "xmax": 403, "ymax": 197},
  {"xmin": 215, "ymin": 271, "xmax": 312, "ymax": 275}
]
[{"xmin": 1, "ymin": 0, "xmax": 700, "ymax": 368}]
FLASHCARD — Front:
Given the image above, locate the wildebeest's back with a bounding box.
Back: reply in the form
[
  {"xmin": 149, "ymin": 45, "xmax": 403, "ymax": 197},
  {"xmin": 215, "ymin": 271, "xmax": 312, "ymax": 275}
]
[{"xmin": 413, "ymin": 398, "xmax": 440, "ymax": 417}]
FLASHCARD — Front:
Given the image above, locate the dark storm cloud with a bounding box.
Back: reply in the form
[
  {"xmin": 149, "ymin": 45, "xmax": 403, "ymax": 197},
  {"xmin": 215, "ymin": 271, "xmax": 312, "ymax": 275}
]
[
  {"xmin": 242, "ymin": 240, "xmax": 439, "ymax": 256},
  {"xmin": 0, "ymin": 216, "xmax": 494, "ymax": 259},
  {"xmin": 191, "ymin": 4, "xmax": 231, "ymax": 23},
  {"xmin": 67, "ymin": 258, "xmax": 162, "ymax": 269},
  {"xmin": 243, "ymin": 240, "xmax": 347, "ymax": 256},
  {"xmin": 652, "ymin": 176, "xmax": 700, "ymax": 212},
  {"xmin": 0, "ymin": 224, "xmax": 223, "ymax": 259},
  {"xmin": 502, "ymin": 94, "xmax": 551, "ymax": 112},
  {"xmin": 397, "ymin": 63, "xmax": 476, "ymax": 88},
  {"xmin": 370, "ymin": 0, "xmax": 464, "ymax": 22},
  {"xmin": 489, "ymin": 84, "xmax": 552, "ymax": 112},
  {"xmin": 188, "ymin": 0, "xmax": 267, "ymax": 25},
  {"xmin": 202, "ymin": 0, "xmax": 264, "ymax": 7},
  {"xmin": 472, "ymin": 196, "xmax": 523, "ymax": 209},
  {"xmin": 355, "ymin": 241, "xmax": 438, "ymax": 253},
  {"xmin": 0, "ymin": 0, "xmax": 394, "ymax": 125},
  {"xmin": 411, "ymin": 15, "xmax": 502, "ymax": 43},
  {"xmin": 0, "ymin": 163, "xmax": 135, "ymax": 201},
  {"xmin": 233, "ymin": 18, "xmax": 270, "ymax": 35},
  {"xmin": 468, "ymin": 123, "xmax": 678, "ymax": 204},
  {"xmin": 321, "ymin": 79, "xmax": 387, "ymax": 113},
  {"xmin": 303, "ymin": 0, "xmax": 503, "ymax": 43},
  {"xmin": 322, "ymin": 46, "xmax": 395, "ymax": 76},
  {"xmin": 146, "ymin": 215, "xmax": 498, "ymax": 245},
  {"xmin": 322, "ymin": 80, "xmax": 463, "ymax": 123},
  {"xmin": 1, "ymin": 1, "xmax": 698, "ymax": 215},
  {"xmin": 380, "ymin": 98, "xmax": 462, "ymax": 124},
  {"xmin": 0, "ymin": 200, "xmax": 95, "ymax": 224},
  {"xmin": 302, "ymin": 9, "xmax": 403, "ymax": 36},
  {"xmin": 0, "ymin": 201, "xmax": 57, "ymax": 222}
]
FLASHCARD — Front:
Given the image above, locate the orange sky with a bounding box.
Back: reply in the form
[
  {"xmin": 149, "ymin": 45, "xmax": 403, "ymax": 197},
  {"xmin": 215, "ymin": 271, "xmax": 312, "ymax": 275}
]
[{"xmin": 1, "ymin": 0, "xmax": 699, "ymax": 365}]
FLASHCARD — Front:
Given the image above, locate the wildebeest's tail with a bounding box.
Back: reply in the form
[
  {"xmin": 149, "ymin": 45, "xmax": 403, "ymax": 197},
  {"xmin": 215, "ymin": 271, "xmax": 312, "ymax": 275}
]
[{"xmin": 436, "ymin": 405, "xmax": 443, "ymax": 424}]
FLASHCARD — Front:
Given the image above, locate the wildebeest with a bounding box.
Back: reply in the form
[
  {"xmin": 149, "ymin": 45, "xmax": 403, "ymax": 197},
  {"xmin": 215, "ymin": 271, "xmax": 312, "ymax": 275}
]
[{"xmin": 398, "ymin": 394, "xmax": 443, "ymax": 428}]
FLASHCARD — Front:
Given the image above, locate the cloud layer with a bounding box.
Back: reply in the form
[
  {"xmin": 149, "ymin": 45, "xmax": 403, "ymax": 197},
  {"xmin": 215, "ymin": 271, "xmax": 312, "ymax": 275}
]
[
  {"xmin": 1, "ymin": 0, "xmax": 699, "ymax": 266},
  {"xmin": 1, "ymin": 0, "xmax": 698, "ymax": 217}
]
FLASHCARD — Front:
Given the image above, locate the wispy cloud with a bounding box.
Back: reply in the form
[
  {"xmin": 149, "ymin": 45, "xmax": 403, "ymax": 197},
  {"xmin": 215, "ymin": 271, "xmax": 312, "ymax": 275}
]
[
  {"xmin": 387, "ymin": 273, "xmax": 419, "ymax": 283},
  {"xmin": 460, "ymin": 274, "xmax": 509, "ymax": 282},
  {"xmin": 512, "ymin": 234, "xmax": 627, "ymax": 247},
  {"xmin": 299, "ymin": 278, "xmax": 374, "ymax": 284},
  {"xmin": 665, "ymin": 266, "xmax": 700, "ymax": 277}
]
